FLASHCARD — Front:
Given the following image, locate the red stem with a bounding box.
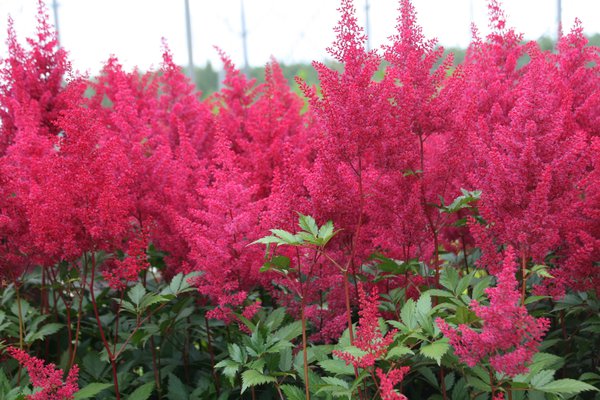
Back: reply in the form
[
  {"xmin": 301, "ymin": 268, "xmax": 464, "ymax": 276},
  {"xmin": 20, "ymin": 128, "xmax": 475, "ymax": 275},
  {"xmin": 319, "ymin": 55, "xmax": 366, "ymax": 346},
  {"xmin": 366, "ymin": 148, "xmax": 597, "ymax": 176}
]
[{"xmin": 89, "ymin": 252, "xmax": 120, "ymax": 399}]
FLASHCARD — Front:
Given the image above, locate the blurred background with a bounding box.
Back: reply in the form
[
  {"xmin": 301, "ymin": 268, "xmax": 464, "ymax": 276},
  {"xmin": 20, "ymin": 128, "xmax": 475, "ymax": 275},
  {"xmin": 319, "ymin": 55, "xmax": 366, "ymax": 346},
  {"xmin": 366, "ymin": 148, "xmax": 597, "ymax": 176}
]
[{"xmin": 1, "ymin": 0, "xmax": 599, "ymax": 95}]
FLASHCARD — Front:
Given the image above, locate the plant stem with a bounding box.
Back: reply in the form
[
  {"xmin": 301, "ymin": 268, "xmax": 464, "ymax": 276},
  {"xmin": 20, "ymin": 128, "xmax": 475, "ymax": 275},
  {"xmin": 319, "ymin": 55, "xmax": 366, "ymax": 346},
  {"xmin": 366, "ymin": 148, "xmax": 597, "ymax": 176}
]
[
  {"xmin": 204, "ymin": 316, "xmax": 220, "ymax": 395},
  {"xmin": 15, "ymin": 281, "xmax": 24, "ymax": 385},
  {"xmin": 439, "ymin": 366, "xmax": 448, "ymax": 400},
  {"xmin": 300, "ymin": 296, "xmax": 310, "ymax": 400},
  {"xmin": 520, "ymin": 250, "xmax": 527, "ymax": 305},
  {"xmin": 89, "ymin": 252, "xmax": 120, "ymax": 399},
  {"xmin": 68, "ymin": 259, "xmax": 88, "ymax": 370}
]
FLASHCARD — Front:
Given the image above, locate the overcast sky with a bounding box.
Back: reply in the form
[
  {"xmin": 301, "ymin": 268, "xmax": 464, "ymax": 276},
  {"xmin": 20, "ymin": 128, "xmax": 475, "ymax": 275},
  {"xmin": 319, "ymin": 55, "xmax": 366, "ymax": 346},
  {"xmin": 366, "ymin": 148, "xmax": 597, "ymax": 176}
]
[{"xmin": 1, "ymin": 0, "xmax": 599, "ymax": 75}]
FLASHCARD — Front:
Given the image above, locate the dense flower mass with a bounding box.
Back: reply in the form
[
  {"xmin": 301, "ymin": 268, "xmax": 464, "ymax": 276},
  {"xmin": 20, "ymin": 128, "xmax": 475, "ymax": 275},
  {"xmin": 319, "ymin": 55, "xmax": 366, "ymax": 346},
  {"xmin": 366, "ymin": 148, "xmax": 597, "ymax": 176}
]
[
  {"xmin": 437, "ymin": 247, "xmax": 551, "ymax": 376},
  {"xmin": 377, "ymin": 367, "xmax": 410, "ymax": 400},
  {"xmin": 6, "ymin": 347, "xmax": 79, "ymax": 400},
  {"xmin": 333, "ymin": 285, "xmax": 397, "ymax": 368},
  {"xmin": 0, "ymin": 0, "xmax": 598, "ymax": 398}
]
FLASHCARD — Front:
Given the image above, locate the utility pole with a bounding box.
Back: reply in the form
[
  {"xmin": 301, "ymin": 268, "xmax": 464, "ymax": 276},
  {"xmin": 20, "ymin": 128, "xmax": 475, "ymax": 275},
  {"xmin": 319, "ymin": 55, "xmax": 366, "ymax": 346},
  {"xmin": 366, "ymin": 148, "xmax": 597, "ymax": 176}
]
[
  {"xmin": 365, "ymin": 0, "xmax": 371, "ymax": 51},
  {"xmin": 184, "ymin": 0, "xmax": 195, "ymax": 84},
  {"xmin": 52, "ymin": 0, "xmax": 60, "ymax": 44},
  {"xmin": 556, "ymin": 0, "xmax": 562, "ymax": 40},
  {"xmin": 240, "ymin": 0, "xmax": 249, "ymax": 76}
]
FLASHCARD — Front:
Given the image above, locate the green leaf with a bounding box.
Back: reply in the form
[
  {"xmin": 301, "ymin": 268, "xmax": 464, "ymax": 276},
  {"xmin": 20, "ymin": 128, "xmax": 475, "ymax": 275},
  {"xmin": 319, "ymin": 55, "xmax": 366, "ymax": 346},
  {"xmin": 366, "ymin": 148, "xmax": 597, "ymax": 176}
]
[
  {"xmin": 262, "ymin": 255, "xmax": 291, "ymax": 274},
  {"xmin": 471, "ymin": 276, "xmax": 492, "ymax": 300},
  {"xmin": 524, "ymin": 295, "xmax": 550, "ymax": 305},
  {"xmin": 139, "ymin": 294, "xmax": 169, "ymax": 310},
  {"xmin": 250, "ymin": 235, "xmax": 286, "ymax": 246},
  {"xmin": 271, "ymin": 229, "xmax": 302, "ymax": 245},
  {"xmin": 455, "ymin": 271, "xmax": 475, "ymax": 296},
  {"xmin": 274, "ymin": 321, "xmax": 302, "ymax": 341},
  {"xmin": 401, "ymin": 299, "xmax": 417, "ymax": 330},
  {"xmin": 529, "ymin": 353, "xmax": 565, "ymax": 374},
  {"xmin": 466, "ymin": 375, "xmax": 491, "ymax": 392},
  {"xmin": 128, "ymin": 283, "xmax": 146, "ymax": 307},
  {"xmin": 298, "ymin": 213, "xmax": 319, "ymax": 237},
  {"xmin": 386, "ymin": 345, "xmax": 414, "ymax": 360},
  {"xmin": 321, "ymin": 376, "xmax": 350, "ymax": 388},
  {"xmin": 215, "ymin": 359, "xmax": 240, "ymax": 380},
  {"xmin": 265, "ymin": 307, "xmax": 286, "ymax": 331},
  {"xmin": 241, "ymin": 370, "xmax": 277, "ymax": 393},
  {"xmin": 279, "ymin": 347, "xmax": 293, "ymax": 372},
  {"xmin": 25, "ymin": 323, "xmax": 63, "ymax": 343},
  {"xmin": 128, "ymin": 381, "xmax": 155, "ymax": 400},
  {"xmin": 530, "ymin": 370, "xmax": 555, "ymax": 388},
  {"xmin": 451, "ymin": 378, "xmax": 468, "ymax": 400},
  {"xmin": 416, "ymin": 293, "xmax": 432, "ymax": 318},
  {"xmin": 280, "ymin": 384, "xmax": 305, "ymax": 400},
  {"xmin": 319, "ymin": 359, "xmax": 355, "ymax": 375},
  {"xmin": 73, "ymin": 383, "xmax": 113, "ymax": 399},
  {"xmin": 167, "ymin": 373, "xmax": 188, "ymax": 400},
  {"xmin": 318, "ymin": 220, "xmax": 334, "ymax": 240},
  {"xmin": 228, "ymin": 343, "xmax": 245, "ymax": 364},
  {"xmin": 537, "ymin": 379, "xmax": 599, "ymax": 395},
  {"xmin": 440, "ymin": 267, "xmax": 459, "ymax": 292},
  {"xmin": 420, "ymin": 340, "xmax": 450, "ymax": 366}
]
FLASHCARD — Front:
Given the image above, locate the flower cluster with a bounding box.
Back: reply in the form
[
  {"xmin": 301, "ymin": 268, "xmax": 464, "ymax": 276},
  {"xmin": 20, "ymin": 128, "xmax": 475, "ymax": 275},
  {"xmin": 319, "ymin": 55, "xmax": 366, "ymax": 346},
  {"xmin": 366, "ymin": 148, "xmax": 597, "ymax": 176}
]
[
  {"xmin": 437, "ymin": 247, "xmax": 550, "ymax": 376},
  {"xmin": 6, "ymin": 346, "xmax": 79, "ymax": 400},
  {"xmin": 334, "ymin": 285, "xmax": 397, "ymax": 368},
  {"xmin": 377, "ymin": 367, "xmax": 410, "ymax": 400}
]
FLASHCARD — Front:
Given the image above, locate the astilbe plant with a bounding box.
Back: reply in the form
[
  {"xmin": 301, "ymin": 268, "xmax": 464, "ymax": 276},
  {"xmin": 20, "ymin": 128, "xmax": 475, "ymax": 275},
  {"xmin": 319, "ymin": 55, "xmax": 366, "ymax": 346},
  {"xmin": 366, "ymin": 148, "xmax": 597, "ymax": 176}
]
[
  {"xmin": 0, "ymin": 0, "xmax": 71, "ymax": 278},
  {"xmin": 5, "ymin": 346, "xmax": 79, "ymax": 400},
  {"xmin": 437, "ymin": 247, "xmax": 550, "ymax": 382},
  {"xmin": 333, "ymin": 284, "xmax": 409, "ymax": 399},
  {"xmin": 456, "ymin": 0, "xmax": 599, "ymax": 298},
  {"xmin": 334, "ymin": 285, "xmax": 397, "ymax": 368}
]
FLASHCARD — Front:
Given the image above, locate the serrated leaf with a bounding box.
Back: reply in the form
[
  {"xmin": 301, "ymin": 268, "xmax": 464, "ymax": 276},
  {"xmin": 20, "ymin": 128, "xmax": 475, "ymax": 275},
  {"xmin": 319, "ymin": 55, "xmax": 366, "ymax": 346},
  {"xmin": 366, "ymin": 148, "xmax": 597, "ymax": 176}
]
[
  {"xmin": 279, "ymin": 347, "xmax": 293, "ymax": 372},
  {"xmin": 318, "ymin": 221, "xmax": 334, "ymax": 240},
  {"xmin": 466, "ymin": 375, "xmax": 491, "ymax": 392},
  {"xmin": 455, "ymin": 271, "xmax": 475, "ymax": 296},
  {"xmin": 281, "ymin": 384, "xmax": 305, "ymax": 400},
  {"xmin": 298, "ymin": 213, "xmax": 319, "ymax": 237},
  {"xmin": 265, "ymin": 307, "xmax": 286, "ymax": 331},
  {"xmin": 128, "ymin": 381, "xmax": 155, "ymax": 400},
  {"xmin": 228, "ymin": 343, "xmax": 244, "ymax": 363},
  {"xmin": 319, "ymin": 359, "xmax": 355, "ymax": 375},
  {"xmin": 215, "ymin": 359, "xmax": 240, "ymax": 380},
  {"xmin": 140, "ymin": 294, "xmax": 169, "ymax": 310},
  {"xmin": 274, "ymin": 320, "xmax": 302, "ymax": 341},
  {"xmin": 386, "ymin": 345, "xmax": 414, "ymax": 360},
  {"xmin": 420, "ymin": 340, "xmax": 450, "ymax": 366},
  {"xmin": 471, "ymin": 276, "xmax": 492, "ymax": 300},
  {"xmin": 537, "ymin": 379, "xmax": 599, "ymax": 395},
  {"xmin": 321, "ymin": 376, "xmax": 350, "ymax": 388},
  {"xmin": 451, "ymin": 378, "xmax": 468, "ymax": 400},
  {"xmin": 128, "ymin": 283, "xmax": 146, "ymax": 307},
  {"xmin": 271, "ymin": 229, "xmax": 301, "ymax": 245},
  {"xmin": 167, "ymin": 373, "xmax": 188, "ymax": 400},
  {"xmin": 416, "ymin": 293, "xmax": 432, "ymax": 318},
  {"xmin": 25, "ymin": 323, "xmax": 63, "ymax": 343},
  {"xmin": 401, "ymin": 299, "xmax": 417, "ymax": 330},
  {"xmin": 250, "ymin": 235, "xmax": 286, "ymax": 246},
  {"xmin": 423, "ymin": 289, "xmax": 454, "ymax": 298},
  {"xmin": 531, "ymin": 370, "xmax": 555, "ymax": 388},
  {"xmin": 241, "ymin": 370, "xmax": 277, "ymax": 393},
  {"xmin": 73, "ymin": 383, "xmax": 113, "ymax": 399},
  {"xmin": 440, "ymin": 267, "xmax": 459, "ymax": 291},
  {"xmin": 524, "ymin": 295, "xmax": 550, "ymax": 305}
]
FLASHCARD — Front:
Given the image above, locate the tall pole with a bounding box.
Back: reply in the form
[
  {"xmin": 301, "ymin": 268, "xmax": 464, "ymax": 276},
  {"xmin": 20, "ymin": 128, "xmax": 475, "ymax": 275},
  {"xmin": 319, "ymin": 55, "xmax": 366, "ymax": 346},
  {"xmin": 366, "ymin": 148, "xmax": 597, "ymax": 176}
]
[
  {"xmin": 52, "ymin": 0, "xmax": 60, "ymax": 44},
  {"xmin": 240, "ymin": 0, "xmax": 249, "ymax": 76},
  {"xmin": 184, "ymin": 0, "xmax": 195, "ymax": 84},
  {"xmin": 556, "ymin": 0, "xmax": 562, "ymax": 40},
  {"xmin": 365, "ymin": 0, "xmax": 371, "ymax": 51}
]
